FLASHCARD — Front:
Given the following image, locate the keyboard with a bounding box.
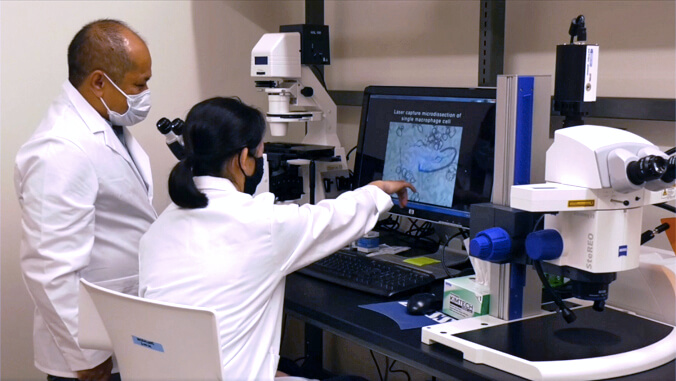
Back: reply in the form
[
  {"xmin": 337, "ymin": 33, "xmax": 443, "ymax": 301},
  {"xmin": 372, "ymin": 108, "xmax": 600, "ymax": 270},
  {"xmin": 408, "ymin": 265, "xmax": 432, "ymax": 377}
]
[{"xmin": 297, "ymin": 250, "xmax": 437, "ymax": 297}]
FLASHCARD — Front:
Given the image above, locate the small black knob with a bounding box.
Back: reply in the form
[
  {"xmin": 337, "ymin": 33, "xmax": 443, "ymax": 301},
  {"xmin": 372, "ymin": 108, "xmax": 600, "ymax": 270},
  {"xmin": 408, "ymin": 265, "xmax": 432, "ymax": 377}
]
[
  {"xmin": 592, "ymin": 300, "xmax": 605, "ymax": 312},
  {"xmin": 300, "ymin": 87, "xmax": 314, "ymax": 97}
]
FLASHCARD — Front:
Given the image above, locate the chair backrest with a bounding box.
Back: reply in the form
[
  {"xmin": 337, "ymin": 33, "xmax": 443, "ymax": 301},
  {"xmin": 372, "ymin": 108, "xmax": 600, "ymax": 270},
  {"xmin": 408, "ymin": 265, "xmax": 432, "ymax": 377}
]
[{"xmin": 79, "ymin": 279, "xmax": 224, "ymax": 380}]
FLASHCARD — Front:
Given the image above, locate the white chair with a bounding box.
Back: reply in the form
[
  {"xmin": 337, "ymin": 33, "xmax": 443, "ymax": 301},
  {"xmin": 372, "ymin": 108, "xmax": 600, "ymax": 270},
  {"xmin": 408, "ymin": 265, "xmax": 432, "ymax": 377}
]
[{"xmin": 79, "ymin": 278, "xmax": 224, "ymax": 380}]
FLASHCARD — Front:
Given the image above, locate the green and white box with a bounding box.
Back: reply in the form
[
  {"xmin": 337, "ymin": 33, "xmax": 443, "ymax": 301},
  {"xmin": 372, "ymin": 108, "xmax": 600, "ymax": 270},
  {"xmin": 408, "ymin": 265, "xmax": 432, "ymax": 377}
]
[{"xmin": 443, "ymin": 275, "xmax": 490, "ymax": 320}]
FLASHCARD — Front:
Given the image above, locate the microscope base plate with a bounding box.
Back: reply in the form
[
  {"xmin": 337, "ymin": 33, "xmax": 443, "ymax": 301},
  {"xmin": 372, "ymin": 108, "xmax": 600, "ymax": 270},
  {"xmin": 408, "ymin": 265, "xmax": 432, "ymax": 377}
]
[{"xmin": 422, "ymin": 305, "xmax": 676, "ymax": 380}]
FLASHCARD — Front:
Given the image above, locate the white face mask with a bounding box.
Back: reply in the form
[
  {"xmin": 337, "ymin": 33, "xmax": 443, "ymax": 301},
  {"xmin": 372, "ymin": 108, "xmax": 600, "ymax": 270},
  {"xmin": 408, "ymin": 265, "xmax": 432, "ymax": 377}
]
[{"xmin": 99, "ymin": 72, "xmax": 151, "ymax": 126}]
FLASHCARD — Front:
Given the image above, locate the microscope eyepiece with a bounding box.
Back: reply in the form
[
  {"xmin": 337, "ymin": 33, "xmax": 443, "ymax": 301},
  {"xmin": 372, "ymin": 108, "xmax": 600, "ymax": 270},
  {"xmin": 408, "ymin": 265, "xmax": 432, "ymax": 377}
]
[
  {"xmin": 156, "ymin": 117, "xmax": 185, "ymax": 160},
  {"xmin": 626, "ymin": 155, "xmax": 667, "ymax": 185},
  {"xmin": 661, "ymin": 155, "xmax": 676, "ymax": 183},
  {"xmin": 170, "ymin": 118, "xmax": 185, "ymax": 136},
  {"xmin": 156, "ymin": 117, "xmax": 172, "ymax": 134}
]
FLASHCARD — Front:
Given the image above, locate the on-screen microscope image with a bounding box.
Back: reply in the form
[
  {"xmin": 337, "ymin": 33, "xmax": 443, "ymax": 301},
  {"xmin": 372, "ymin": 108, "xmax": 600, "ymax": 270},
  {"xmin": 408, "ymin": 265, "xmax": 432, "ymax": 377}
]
[{"xmin": 383, "ymin": 122, "xmax": 463, "ymax": 207}]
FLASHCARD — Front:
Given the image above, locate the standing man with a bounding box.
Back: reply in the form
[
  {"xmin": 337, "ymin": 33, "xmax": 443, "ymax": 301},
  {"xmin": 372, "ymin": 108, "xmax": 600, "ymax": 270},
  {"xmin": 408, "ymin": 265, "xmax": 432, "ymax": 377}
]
[{"xmin": 14, "ymin": 19, "xmax": 157, "ymax": 381}]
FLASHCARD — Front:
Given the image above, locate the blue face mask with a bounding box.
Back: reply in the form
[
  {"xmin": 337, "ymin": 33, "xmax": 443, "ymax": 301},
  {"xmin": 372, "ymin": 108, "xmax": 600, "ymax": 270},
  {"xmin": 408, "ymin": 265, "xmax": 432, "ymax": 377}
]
[
  {"xmin": 243, "ymin": 156, "xmax": 265, "ymax": 195},
  {"xmin": 99, "ymin": 72, "xmax": 151, "ymax": 126}
]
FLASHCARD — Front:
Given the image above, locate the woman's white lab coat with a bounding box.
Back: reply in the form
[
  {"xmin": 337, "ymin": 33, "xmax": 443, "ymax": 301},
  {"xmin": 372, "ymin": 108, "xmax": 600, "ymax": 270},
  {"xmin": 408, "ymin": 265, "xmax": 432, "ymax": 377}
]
[
  {"xmin": 139, "ymin": 176, "xmax": 393, "ymax": 381},
  {"xmin": 14, "ymin": 81, "xmax": 157, "ymax": 377}
]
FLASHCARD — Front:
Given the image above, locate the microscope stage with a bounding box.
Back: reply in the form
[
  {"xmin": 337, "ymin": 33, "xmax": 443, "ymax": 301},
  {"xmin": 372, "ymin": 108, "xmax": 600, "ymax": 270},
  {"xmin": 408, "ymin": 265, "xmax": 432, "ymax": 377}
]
[
  {"xmin": 455, "ymin": 306, "xmax": 670, "ymax": 361},
  {"xmin": 422, "ymin": 305, "xmax": 676, "ymax": 380}
]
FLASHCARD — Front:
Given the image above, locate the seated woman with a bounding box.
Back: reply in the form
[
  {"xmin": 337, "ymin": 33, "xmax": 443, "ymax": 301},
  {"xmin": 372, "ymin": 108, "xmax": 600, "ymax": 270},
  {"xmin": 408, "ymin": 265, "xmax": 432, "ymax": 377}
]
[{"xmin": 138, "ymin": 97, "xmax": 414, "ymax": 381}]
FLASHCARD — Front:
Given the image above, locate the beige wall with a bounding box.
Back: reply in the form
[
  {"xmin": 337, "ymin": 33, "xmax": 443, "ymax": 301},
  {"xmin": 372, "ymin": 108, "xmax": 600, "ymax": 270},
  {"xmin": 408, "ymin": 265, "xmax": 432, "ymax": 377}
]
[{"xmin": 1, "ymin": 0, "xmax": 674, "ymax": 379}]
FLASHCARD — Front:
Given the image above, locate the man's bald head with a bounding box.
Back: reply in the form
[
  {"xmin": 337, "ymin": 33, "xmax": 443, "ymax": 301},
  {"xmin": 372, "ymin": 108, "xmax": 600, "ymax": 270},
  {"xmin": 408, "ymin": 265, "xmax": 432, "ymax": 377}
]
[{"xmin": 68, "ymin": 19, "xmax": 146, "ymax": 88}]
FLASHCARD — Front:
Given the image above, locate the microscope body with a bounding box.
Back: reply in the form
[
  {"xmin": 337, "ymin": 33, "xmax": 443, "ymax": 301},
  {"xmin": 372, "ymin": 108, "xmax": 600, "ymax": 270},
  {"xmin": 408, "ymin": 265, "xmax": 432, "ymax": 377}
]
[
  {"xmin": 511, "ymin": 125, "xmax": 675, "ymax": 304},
  {"xmin": 428, "ymin": 124, "xmax": 676, "ymax": 381},
  {"xmin": 251, "ymin": 32, "xmax": 348, "ymax": 204}
]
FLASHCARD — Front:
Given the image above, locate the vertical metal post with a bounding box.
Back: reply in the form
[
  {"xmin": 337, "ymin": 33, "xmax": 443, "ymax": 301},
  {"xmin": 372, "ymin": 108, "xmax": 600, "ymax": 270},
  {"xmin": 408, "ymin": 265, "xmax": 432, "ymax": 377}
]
[
  {"xmin": 479, "ymin": 0, "xmax": 505, "ymax": 87},
  {"xmin": 305, "ymin": 0, "xmax": 324, "ymax": 24},
  {"xmin": 302, "ymin": 0, "xmax": 326, "ymax": 356}
]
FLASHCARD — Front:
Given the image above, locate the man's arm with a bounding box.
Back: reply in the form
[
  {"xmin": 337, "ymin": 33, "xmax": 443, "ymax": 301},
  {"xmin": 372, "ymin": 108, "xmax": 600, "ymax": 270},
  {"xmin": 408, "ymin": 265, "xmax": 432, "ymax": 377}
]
[{"xmin": 16, "ymin": 136, "xmax": 112, "ymax": 372}]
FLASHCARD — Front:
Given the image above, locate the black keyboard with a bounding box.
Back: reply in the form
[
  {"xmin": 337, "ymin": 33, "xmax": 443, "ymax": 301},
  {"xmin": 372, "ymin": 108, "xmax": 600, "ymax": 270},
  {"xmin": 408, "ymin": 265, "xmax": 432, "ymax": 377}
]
[{"xmin": 298, "ymin": 251, "xmax": 436, "ymax": 297}]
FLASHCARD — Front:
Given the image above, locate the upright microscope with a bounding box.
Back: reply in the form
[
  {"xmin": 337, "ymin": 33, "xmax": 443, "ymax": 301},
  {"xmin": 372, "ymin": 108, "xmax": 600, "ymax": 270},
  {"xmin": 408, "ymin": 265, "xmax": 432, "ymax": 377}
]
[{"xmin": 251, "ymin": 26, "xmax": 349, "ymax": 204}]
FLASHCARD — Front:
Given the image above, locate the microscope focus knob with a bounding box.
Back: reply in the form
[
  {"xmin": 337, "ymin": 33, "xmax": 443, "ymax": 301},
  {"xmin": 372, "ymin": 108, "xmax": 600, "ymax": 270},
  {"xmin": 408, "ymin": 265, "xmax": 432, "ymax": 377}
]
[
  {"xmin": 300, "ymin": 87, "xmax": 314, "ymax": 97},
  {"xmin": 525, "ymin": 229, "xmax": 564, "ymax": 261},
  {"xmin": 469, "ymin": 227, "xmax": 512, "ymax": 262}
]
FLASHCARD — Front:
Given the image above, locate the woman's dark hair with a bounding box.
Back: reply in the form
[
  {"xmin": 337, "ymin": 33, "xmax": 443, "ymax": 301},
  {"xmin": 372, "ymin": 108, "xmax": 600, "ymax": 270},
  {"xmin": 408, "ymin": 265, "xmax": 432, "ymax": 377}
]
[{"xmin": 168, "ymin": 97, "xmax": 266, "ymax": 208}]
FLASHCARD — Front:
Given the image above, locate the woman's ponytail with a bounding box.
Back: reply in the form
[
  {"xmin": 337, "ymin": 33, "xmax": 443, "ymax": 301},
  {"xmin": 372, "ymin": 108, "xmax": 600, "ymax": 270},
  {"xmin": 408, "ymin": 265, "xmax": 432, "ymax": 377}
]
[{"xmin": 168, "ymin": 156, "xmax": 208, "ymax": 209}]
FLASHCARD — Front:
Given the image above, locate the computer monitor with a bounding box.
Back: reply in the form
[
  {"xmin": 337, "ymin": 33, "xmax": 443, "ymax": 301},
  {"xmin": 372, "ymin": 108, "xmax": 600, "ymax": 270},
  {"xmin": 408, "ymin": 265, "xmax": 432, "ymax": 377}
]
[{"xmin": 353, "ymin": 86, "xmax": 497, "ymax": 228}]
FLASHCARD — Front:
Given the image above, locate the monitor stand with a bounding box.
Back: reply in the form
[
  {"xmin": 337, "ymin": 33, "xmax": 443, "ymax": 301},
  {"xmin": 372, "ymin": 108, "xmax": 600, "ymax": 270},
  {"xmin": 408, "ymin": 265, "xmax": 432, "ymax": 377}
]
[
  {"xmin": 371, "ymin": 229, "xmax": 470, "ymax": 280},
  {"xmin": 375, "ymin": 228, "xmax": 440, "ymax": 257},
  {"xmin": 422, "ymin": 304, "xmax": 676, "ymax": 380}
]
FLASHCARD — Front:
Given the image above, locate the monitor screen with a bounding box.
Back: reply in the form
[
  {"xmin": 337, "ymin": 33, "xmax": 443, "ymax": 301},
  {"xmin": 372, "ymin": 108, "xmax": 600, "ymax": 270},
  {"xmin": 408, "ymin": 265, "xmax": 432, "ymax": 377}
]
[{"xmin": 353, "ymin": 86, "xmax": 497, "ymax": 228}]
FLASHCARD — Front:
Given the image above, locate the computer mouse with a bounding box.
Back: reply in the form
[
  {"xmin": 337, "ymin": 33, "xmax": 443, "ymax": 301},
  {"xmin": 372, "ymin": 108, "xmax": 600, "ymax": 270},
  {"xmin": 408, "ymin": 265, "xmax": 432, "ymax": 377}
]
[{"xmin": 406, "ymin": 293, "xmax": 441, "ymax": 315}]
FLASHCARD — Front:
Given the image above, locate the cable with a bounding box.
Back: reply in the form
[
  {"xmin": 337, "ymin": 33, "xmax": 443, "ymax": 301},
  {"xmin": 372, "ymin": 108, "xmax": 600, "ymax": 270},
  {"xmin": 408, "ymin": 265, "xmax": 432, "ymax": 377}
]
[
  {"xmin": 404, "ymin": 219, "xmax": 438, "ymax": 245},
  {"xmin": 533, "ymin": 214, "xmax": 545, "ymax": 231},
  {"xmin": 530, "ymin": 214, "xmax": 576, "ymax": 323},
  {"xmin": 376, "ymin": 215, "xmax": 400, "ymax": 231},
  {"xmin": 387, "ymin": 360, "xmax": 411, "ymax": 381},
  {"xmin": 404, "ymin": 219, "xmax": 419, "ymax": 235},
  {"xmin": 665, "ymin": 147, "xmax": 675, "ymax": 155},
  {"xmin": 534, "ymin": 260, "xmax": 576, "ymax": 323},
  {"xmin": 381, "ymin": 219, "xmax": 438, "ymax": 251},
  {"xmin": 346, "ymin": 145, "xmax": 358, "ymax": 161},
  {"xmin": 369, "ymin": 350, "xmax": 384, "ymax": 381},
  {"xmin": 654, "ymin": 202, "xmax": 676, "ymax": 214}
]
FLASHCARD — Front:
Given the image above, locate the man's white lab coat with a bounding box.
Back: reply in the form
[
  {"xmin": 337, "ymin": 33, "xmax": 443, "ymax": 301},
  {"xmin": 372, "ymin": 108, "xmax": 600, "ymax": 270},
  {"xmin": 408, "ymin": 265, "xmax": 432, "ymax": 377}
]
[
  {"xmin": 14, "ymin": 81, "xmax": 157, "ymax": 377},
  {"xmin": 139, "ymin": 176, "xmax": 393, "ymax": 381}
]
